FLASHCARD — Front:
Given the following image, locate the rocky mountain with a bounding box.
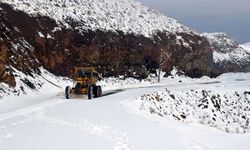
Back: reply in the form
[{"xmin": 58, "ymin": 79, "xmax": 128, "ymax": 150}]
[
  {"xmin": 202, "ymin": 33, "xmax": 250, "ymax": 74},
  {"xmin": 2, "ymin": 0, "xmax": 192, "ymax": 37},
  {"xmin": 0, "ymin": 0, "xmax": 215, "ymax": 93}
]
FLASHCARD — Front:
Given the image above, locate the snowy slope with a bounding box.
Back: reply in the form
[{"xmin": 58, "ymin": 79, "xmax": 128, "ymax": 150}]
[
  {"xmin": 241, "ymin": 42, "xmax": 250, "ymax": 52},
  {"xmin": 138, "ymin": 88, "xmax": 250, "ymax": 133},
  {"xmin": 0, "ymin": 67, "xmax": 72, "ymax": 99},
  {"xmin": 0, "ymin": 73, "xmax": 250, "ymax": 150},
  {"xmin": 202, "ymin": 33, "xmax": 250, "ymax": 64},
  {"xmin": 133, "ymin": 72, "xmax": 250, "ymax": 132},
  {"xmin": 1, "ymin": 0, "xmax": 193, "ymax": 37}
]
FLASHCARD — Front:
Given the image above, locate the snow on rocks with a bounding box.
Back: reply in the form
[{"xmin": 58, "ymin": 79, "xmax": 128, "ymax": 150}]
[
  {"xmin": 138, "ymin": 89, "xmax": 250, "ymax": 133},
  {"xmin": 135, "ymin": 72, "xmax": 250, "ymax": 134},
  {"xmin": 37, "ymin": 31, "xmax": 45, "ymax": 38},
  {"xmin": 0, "ymin": 67, "xmax": 72, "ymax": 98},
  {"xmin": 201, "ymin": 32, "xmax": 250, "ymax": 65},
  {"xmin": 1, "ymin": 0, "xmax": 193, "ymax": 37}
]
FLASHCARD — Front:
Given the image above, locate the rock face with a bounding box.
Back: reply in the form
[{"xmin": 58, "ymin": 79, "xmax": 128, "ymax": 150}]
[
  {"xmin": 202, "ymin": 33, "xmax": 250, "ymax": 74},
  {"xmin": 0, "ymin": 41, "xmax": 16, "ymax": 86},
  {"xmin": 0, "ymin": 0, "xmax": 214, "ymax": 89}
]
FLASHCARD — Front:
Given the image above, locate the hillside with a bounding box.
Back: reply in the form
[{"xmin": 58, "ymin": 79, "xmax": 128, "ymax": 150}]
[
  {"xmin": 202, "ymin": 33, "xmax": 250, "ymax": 74},
  {"xmin": 1, "ymin": 0, "xmax": 192, "ymax": 37},
  {"xmin": 0, "ymin": 0, "xmax": 213, "ymax": 94}
]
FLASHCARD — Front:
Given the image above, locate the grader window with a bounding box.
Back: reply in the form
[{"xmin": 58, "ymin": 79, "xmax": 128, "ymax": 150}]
[{"xmin": 76, "ymin": 70, "xmax": 91, "ymax": 78}]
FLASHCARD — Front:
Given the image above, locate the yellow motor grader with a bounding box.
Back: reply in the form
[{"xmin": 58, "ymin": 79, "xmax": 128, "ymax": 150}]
[{"xmin": 65, "ymin": 67, "xmax": 102, "ymax": 99}]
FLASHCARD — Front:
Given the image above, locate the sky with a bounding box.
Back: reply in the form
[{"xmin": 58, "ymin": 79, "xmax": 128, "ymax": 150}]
[{"xmin": 137, "ymin": 0, "xmax": 250, "ymax": 43}]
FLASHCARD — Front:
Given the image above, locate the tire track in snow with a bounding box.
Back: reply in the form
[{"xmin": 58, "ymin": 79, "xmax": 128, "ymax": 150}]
[
  {"xmin": 0, "ymin": 99, "xmax": 67, "ymax": 121},
  {"xmin": 178, "ymin": 127, "xmax": 211, "ymax": 150},
  {"xmin": 0, "ymin": 99, "xmax": 66, "ymax": 145},
  {"xmin": 34, "ymin": 111, "xmax": 130, "ymax": 150},
  {"xmin": 0, "ymin": 125, "xmax": 14, "ymax": 145}
]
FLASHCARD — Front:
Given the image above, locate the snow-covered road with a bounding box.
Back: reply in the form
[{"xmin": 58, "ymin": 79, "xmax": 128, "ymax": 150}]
[{"xmin": 0, "ymin": 74, "xmax": 250, "ymax": 150}]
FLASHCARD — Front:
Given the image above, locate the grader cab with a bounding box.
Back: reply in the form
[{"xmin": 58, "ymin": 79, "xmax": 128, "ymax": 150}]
[{"xmin": 65, "ymin": 67, "xmax": 102, "ymax": 99}]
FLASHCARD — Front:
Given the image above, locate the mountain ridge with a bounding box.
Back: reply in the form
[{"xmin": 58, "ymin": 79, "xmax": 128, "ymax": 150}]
[{"xmin": 1, "ymin": 0, "xmax": 193, "ymax": 37}]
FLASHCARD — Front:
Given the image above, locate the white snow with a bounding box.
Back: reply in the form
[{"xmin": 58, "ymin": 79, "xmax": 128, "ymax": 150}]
[
  {"xmin": 52, "ymin": 27, "xmax": 62, "ymax": 32},
  {"xmin": 98, "ymin": 77, "xmax": 153, "ymax": 91},
  {"xmin": 1, "ymin": 0, "xmax": 193, "ymax": 37},
  {"xmin": 0, "ymin": 67, "xmax": 71, "ymax": 98},
  {"xmin": 37, "ymin": 32, "xmax": 45, "ymax": 38},
  {"xmin": 176, "ymin": 35, "xmax": 190, "ymax": 48},
  {"xmin": 202, "ymin": 33, "xmax": 250, "ymax": 64},
  {"xmin": 0, "ymin": 72, "xmax": 250, "ymax": 150},
  {"xmin": 47, "ymin": 33, "xmax": 53, "ymax": 39},
  {"xmin": 240, "ymin": 42, "xmax": 250, "ymax": 52},
  {"xmin": 212, "ymin": 50, "xmax": 249, "ymax": 64},
  {"xmin": 138, "ymin": 89, "xmax": 250, "ymax": 133}
]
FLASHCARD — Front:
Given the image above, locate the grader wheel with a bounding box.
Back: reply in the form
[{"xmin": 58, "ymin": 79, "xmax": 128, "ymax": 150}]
[{"xmin": 65, "ymin": 86, "xmax": 71, "ymax": 99}]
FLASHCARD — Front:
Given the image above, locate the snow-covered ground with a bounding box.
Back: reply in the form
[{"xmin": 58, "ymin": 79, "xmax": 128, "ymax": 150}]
[{"xmin": 0, "ymin": 72, "xmax": 250, "ymax": 150}]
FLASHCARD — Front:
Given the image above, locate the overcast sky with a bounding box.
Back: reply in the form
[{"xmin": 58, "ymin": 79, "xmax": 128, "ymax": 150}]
[{"xmin": 137, "ymin": 0, "xmax": 250, "ymax": 43}]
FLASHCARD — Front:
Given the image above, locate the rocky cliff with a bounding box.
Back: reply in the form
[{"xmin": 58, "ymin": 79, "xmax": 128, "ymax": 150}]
[
  {"xmin": 202, "ymin": 33, "xmax": 250, "ymax": 74},
  {"xmin": 0, "ymin": 0, "xmax": 214, "ymax": 91}
]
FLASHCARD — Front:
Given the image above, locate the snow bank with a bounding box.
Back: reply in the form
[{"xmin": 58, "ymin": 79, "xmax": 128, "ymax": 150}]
[
  {"xmin": 135, "ymin": 72, "xmax": 250, "ymax": 133},
  {"xmin": 138, "ymin": 89, "xmax": 250, "ymax": 133},
  {"xmin": 0, "ymin": 67, "xmax": 72, "ymax": 98},
  {"xmin": 98, "ymin": 77, "xmax": 153, "ymax": 91}
]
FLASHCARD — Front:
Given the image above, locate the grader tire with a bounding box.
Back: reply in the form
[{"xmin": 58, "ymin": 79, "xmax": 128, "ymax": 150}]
[
  {"xmin": 88, "ymin": 86, "xmax": 93, "ymax": 100},
  {"xmin": 65, "ymin": 86, "xmax": 71, "ymax": 99},
  {"xmin": 96, "ymin": 86, "xmax": 102, "ymax": 97},
  {"xmin": 93, "ymin": 85, "xmax": 98, "ymax": 98}
]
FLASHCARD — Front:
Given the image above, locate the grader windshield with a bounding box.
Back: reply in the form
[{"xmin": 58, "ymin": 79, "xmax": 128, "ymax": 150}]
[
  {"xmin": 76, "ymin": 69, "xmax": 91, "ymax": 78},
  {"xmin": 73, "ymin": 67, "xmax": 98, "ymax": 79}
]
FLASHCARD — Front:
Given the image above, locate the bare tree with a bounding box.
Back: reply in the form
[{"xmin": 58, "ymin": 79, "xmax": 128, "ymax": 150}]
[
  {"xmin": 158, "ymin": 48, "xmax": 163, "ymax": 82},
  {"xmin": 158, "ymin": 48, "xmax": 171, "ymax": 82}
]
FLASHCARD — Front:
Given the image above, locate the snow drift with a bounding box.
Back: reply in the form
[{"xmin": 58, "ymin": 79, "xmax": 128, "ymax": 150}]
[
  {"xmin": 139, "ymin": 89, "xmax": 250, "ymax": 133},
  {"xmin": 137, "ymin": 72, "xmax": 250, "ymax": 133}
]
